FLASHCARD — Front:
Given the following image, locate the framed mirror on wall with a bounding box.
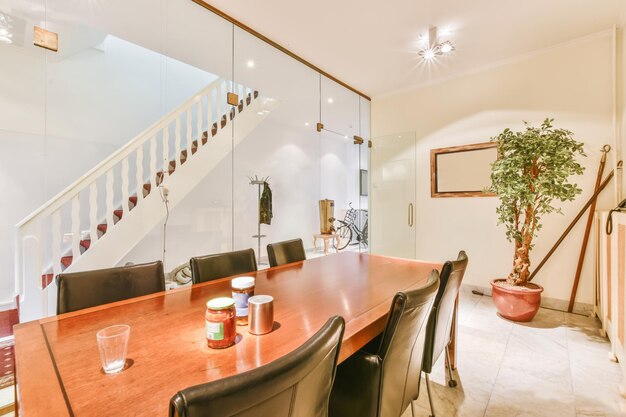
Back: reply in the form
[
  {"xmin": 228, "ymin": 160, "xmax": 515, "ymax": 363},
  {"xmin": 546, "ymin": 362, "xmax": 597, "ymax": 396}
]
[{"xmin": 430, "ymin": 142, "xmax": 497, "ymax": 198}]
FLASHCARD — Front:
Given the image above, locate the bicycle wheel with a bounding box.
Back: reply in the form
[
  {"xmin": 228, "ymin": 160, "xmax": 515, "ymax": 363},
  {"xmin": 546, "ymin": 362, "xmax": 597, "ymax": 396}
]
[{"xmin": 334, "ymin": 226, "xmax": 352, "ymax": 251}]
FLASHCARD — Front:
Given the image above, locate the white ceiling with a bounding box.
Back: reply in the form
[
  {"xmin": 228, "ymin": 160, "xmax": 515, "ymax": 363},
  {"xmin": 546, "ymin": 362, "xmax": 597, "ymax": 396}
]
[{"xmin": 204, "ymin": 0, "xmax": 626, "ymax": 98}]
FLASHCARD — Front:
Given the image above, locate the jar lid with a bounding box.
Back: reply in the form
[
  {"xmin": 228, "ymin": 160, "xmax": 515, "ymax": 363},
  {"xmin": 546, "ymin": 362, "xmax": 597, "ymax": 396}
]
[
  {"xmin": 249, "ymin": 295, "xmax": 273, "ymax": 305},
  {"xmin": 231, "ymin": 276, "xmax": 255, "ymax": 290},
  {"xmin": 206, "ymin": 297, "xmax": 235, "ymax": 310}
]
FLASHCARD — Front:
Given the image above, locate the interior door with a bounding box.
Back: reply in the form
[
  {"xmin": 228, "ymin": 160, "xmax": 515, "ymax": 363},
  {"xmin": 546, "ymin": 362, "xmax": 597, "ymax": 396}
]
[{"xmin": 370, "ymin": 132, "xmax": 416, "ymax": 259}]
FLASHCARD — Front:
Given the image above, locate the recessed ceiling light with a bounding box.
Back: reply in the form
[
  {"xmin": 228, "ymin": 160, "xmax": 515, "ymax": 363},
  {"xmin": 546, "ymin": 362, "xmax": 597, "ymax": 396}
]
[
  {"xmin": 304, "ymin": 122, "xmax": 310, "ymax": 127},
  {"xmin": 327, "ymin": 98, "xmax": 333, "ymax": 104},
  {"xmin": 257, "ymin": 111, "xmax": 264, "ymax": 115},
  {"xmin": 344, "ymin": 135, "xmax": 348, "ymax": 139},
  {"xmin": 247, "ymin": 60, "xmax": 255, "ymax": 68}
]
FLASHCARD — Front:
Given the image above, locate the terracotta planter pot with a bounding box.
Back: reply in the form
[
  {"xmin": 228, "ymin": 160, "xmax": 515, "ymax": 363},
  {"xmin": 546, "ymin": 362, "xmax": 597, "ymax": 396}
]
[{"xmin": 490, "ymin": 279, "xmax": 544, "ymax": 322}]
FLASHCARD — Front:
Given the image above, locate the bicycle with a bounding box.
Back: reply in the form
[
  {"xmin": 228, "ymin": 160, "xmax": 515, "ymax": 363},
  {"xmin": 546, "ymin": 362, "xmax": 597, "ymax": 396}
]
[{"xmin": 332, "ymin": 203, "xmax": 368, "ymax": 251}]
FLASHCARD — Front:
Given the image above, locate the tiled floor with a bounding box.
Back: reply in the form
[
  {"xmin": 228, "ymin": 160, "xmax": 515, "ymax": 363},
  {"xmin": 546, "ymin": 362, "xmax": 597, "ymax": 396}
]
[{"xmin": 403, "ymin": 291, "xmax": 626, "ymax": 417}]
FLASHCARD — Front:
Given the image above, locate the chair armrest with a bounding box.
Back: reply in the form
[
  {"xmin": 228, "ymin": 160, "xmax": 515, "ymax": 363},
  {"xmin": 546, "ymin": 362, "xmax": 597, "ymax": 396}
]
[{"xmin": 329, "ymin": 350, "xmax": 382, "ymax": 417}]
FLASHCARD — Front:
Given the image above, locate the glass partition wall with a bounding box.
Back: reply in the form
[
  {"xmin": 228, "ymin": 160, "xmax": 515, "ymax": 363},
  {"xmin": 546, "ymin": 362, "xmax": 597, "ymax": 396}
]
[{"xmin": 3, "ymin": 0, "xmax": 370, "ymax": 312}]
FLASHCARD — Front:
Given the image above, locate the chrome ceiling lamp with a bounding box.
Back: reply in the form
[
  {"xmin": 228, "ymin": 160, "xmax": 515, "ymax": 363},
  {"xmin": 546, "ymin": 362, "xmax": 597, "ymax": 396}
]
[{"xmin": 418, "ymin": 26, "xmax": 455, "ymax": 61}]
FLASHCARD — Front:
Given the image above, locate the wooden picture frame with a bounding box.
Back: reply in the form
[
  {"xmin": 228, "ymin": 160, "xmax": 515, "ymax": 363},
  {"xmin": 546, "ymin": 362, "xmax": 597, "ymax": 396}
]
[{"xmin": 430, "ymin": 142, "xmax": 497, "ymax": 198}]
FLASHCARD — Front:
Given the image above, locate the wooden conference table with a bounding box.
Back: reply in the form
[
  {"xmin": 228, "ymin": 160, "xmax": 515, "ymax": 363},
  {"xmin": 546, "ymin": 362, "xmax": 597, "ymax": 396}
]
[{"xmin": 14, "ymin": 252, "xmax": 446, "ymax": 417}]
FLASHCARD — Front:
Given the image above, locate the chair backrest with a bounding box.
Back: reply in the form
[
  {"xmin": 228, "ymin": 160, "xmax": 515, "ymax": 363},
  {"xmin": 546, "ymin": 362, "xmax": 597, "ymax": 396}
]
[
  {"xmin": 169, "ymin": 316, "xmax": 345, "ymax": 417},
  {"xmin": 267, "ymin": 239, "xmax": 306, "ymax": 267},
  {"xmin": 56, "ymin": 261, "xmax": 165, "ymax": 314},
  {"xmin": 376, "ymin": 271, "xmax": 440, "ymax": 417},
  {"xmin": 422, "ymin": 251, "xmax": 468, "ymax": 374},
  {"xmin": 190, "ymin": 248, "xmax": 257, "ymax": 284}
]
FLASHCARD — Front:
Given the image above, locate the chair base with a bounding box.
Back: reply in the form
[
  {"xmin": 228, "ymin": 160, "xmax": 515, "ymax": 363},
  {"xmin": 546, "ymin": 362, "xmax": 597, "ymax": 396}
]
[{"xmin": 445, "ymin": 345, "xmax": 457, "ymax": 388}]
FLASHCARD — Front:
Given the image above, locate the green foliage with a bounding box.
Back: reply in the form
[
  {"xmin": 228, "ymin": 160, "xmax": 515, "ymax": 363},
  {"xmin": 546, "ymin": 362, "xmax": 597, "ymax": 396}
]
[{"xmin": 489, "ymin": 119, "xmax": 585, "ymax": 283}]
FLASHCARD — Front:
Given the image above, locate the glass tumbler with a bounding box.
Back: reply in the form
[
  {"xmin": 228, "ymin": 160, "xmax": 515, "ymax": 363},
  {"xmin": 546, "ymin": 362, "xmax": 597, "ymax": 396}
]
[{"xmin": 96, "ymin": 324, "xmax": 130, "ymax": 374}]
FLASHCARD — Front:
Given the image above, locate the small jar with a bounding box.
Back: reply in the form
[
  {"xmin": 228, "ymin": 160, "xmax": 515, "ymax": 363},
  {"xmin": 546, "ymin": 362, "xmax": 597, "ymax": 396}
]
[
  {"xmin": 231, "ymin": 277, "xmax": 255, "ymax": 325},
  {"xmin": 205, "ymin": 297, "xmax": 237, "ymax": 349}
]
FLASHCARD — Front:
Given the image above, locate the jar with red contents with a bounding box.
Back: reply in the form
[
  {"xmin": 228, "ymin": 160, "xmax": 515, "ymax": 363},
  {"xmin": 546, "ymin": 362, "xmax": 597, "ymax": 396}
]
[{"xmin": 205, "ymin": 297, "xmax": 237, "ymax": 349}]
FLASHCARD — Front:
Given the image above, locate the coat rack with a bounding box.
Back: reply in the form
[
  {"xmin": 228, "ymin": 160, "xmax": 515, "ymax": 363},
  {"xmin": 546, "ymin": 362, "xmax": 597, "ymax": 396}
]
[{"xmin": 248, "ymin": 175, "xmax": 270, "ymax": 265}]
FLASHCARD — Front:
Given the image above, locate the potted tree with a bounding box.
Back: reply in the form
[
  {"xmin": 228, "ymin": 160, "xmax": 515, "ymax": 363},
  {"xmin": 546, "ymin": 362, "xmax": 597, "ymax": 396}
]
[{"xmin": 489, "ymin": 118, "xmax": 585, "ymax": 322}]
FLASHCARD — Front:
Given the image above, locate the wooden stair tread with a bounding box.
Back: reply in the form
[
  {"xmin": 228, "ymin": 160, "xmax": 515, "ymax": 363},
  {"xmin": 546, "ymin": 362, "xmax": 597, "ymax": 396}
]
[
  {"xmin": 61, "ymin": 256, "xmax": 72, "ymax": 268},
  {"xmin": 41, "ymin": 273, "xmax": 54, "ymax": 288}
]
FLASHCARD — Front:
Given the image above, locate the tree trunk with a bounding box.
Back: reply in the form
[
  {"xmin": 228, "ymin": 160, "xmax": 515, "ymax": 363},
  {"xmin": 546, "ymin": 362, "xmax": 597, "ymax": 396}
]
[{"xmin": 509, "ymin": 228, "xmax": 532, "ymax": 286}]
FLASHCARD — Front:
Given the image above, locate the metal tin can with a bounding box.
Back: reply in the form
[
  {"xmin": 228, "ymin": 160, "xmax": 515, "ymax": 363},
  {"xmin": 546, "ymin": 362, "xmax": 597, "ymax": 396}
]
[
  {"xmin": 248, "ymin": 295, "xmax": 274, "ymax": 335},
  {"xmin": 205, "ymin": 297, "xmax": 236, "ymax": 349}
]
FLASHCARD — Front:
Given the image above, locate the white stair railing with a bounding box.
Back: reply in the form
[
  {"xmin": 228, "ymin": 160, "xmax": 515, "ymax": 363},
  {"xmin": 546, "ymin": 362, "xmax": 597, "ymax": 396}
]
[{"xmin": 15, "ymin": 78, "xmax": 258, "ymax": 313}]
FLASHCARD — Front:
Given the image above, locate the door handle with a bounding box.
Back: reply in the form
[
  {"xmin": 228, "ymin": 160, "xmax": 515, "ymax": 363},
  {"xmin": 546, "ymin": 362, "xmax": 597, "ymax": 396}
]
[{"xmin": 408, "ymin": 203, "xmax": 414, "ymax": 227}]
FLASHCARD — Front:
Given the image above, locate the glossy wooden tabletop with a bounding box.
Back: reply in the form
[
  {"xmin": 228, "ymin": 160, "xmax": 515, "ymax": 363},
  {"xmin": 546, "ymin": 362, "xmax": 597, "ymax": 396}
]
[{"xmin": 14, "ymin": 252, "xmax": 441, "ymax": 417}]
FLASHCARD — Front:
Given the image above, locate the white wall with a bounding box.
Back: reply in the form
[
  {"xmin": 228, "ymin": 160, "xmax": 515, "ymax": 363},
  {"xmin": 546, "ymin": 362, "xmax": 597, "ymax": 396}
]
[{"xmin": 371, "ymin": 31, "xmax": 615, "ymax": 308}]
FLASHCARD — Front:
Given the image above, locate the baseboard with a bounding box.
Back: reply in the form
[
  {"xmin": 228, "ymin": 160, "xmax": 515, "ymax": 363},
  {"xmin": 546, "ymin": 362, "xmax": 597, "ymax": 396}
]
[
  {"xmin": 0, "ymin": 300, "xmax": 15, "ymax": 313},
  {"xmin": 460, "ymin": 283, "xmax": 593, "ymax": 316}
]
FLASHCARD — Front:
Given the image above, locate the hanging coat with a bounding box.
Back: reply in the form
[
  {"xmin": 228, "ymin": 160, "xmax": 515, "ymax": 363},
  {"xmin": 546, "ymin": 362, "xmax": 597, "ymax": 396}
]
[{"xmin": 260, "ymin": 181, "xmax": 273, "ymax": 225}]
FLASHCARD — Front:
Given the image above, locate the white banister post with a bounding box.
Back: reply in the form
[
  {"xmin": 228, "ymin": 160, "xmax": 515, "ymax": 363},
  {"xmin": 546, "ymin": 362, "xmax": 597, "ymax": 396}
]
[
  {"xmin": 175, "ymin": 117, "xmax": 182, "ymax": 168},
  {"xmin": 196, "ymin": 96, "xmax": 203, "ymax": 146},
  {"xmin": 149, "ymin": 136, "xmax": 157, "ymax": 194},
  {"xmin": 162, "ymin": 126, "xmax": 170, "ymax": 181},
  {"xmin": 136, "ymin": 146, "xmax": 144, "ymax": 203},
  {"xmin": 121, "ymin": 158, "xmax": 130, "ymax": 214},
  {"xmin": 105, "ymin": 170, "xmax": 114, "ymax": 229},
  {"xmin": 70, "ymin": 195, "xmax": 80, "ymax": 259},
  {"xmin": 51, "ymin": 210, "xmax": 62, "ymax": 276},
  {"xmin": 206, "ymin": 91, "xmax": 213, "ymax": 139},
  {"xmin": 14, "ymin": 228, "xmax": 23, "ymax": 298},
  {"xmin": 216, "ymin": 83, "xmax": 222, "ymax": 132},
  {"xmin": 186, "ymin": 108, "xmax": 192, "ymax": 157},
  {"xmin": 89, "ymin": 182, "xmax": 98, "ymax": 242}
]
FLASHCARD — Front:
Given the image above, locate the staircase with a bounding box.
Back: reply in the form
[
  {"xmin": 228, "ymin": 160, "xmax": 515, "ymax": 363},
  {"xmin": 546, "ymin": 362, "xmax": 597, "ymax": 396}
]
[{"xmin": 15, "ymin": 78, "xmax": 274, "ymax": 321}]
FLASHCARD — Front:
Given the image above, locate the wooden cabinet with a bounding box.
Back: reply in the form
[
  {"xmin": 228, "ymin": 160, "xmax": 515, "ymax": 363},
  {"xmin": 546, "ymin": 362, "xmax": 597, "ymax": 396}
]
[{"xmin": 596, "ymin": 210, "xmax": 626, "ymax": 397}]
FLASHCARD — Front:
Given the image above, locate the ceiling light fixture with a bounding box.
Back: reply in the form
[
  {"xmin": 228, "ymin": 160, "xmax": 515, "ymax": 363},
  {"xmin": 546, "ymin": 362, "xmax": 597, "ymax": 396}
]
[
  {"xmin": 327, "ymin": 98, "xmax": 333, "ymax": 103},
  {"xmin": 418, "ymin": 26, "xmax": 455, "ymax": 61},
  {"xmin": 246, "ymin": 60, "xmax": 255, "ymax": 68}
]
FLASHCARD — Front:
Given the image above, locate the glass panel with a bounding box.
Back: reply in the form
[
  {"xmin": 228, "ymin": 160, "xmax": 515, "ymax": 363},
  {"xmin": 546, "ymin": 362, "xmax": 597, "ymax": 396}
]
[
  {"xmin": 155, "ymin": 0, "xmax": 234, "ymax": 272},
  {"xmin": 320, "ymin": 130, "xmax": 361, "ymax": 254},
  {"xmin": 370, "ymin": 132, "xmax": 416, "ymax": 259},
  {"xmin": 359, "ymin": 98, "xmax": 371, "ymax": 253},
  {"xmin": 232, "ymin": 27, "xmax": 320, "ymax": 266},
  {"xmin": 320, "ymin": 76, "xmax": 362, "ymax": 254},
  {"xmin": 44, "ymin": 0, "xmax": 166, "ymax": 267},
  {"xmin": 320, "ymin": 75, "xmax": 360, "ymax": 139},
  {"xmin": 0, "ymin": 0, "xmax": 46, "ymax": 302},
  {"xmin": 44, "ymin": 0, "xmax": 235, "ymax": 276}
]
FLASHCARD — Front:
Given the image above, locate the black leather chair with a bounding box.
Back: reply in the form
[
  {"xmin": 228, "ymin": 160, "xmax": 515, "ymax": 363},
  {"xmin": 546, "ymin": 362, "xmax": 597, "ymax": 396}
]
[
  {"xmin": 56, "ymin": 261, "xmax": 165, "ymax": 314},
  {"xmin": 329, "ymin": 271, "xmax": 440, "ymax": 417},
  {"xmin": 421, "ymin": 251, "xmax": 468, "ymax": 417},
  {"xmin": 169, "ymin": 315, "xmax": 345, "ymax": 417},
  {"xmin": 190, "ymin": 248, "xmax": 257, "ymax": 284},
  {"xmin": 267, "ymin": 238, "xmax": 306, "ymax": 267}
]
